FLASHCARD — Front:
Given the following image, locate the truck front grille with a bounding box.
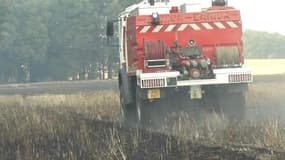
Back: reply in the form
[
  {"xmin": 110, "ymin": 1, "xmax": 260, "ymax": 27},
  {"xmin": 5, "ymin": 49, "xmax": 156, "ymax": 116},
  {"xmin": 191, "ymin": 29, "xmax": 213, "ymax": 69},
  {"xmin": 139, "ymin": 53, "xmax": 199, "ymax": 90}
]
[
  {"xmin": 229, "ymin": 73, "xmax": 252, "ymax": 83},
  {"xmin": 141, "ymin": 78, "xmax": 166, "ymax": 88}
]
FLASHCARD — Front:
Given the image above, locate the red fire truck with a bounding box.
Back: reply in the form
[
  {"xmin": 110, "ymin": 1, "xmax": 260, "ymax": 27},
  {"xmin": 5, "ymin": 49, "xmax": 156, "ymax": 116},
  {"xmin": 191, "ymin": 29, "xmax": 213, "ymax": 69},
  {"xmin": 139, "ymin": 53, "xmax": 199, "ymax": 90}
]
[{"xmin": 107, "ymin": 0, "xmax": 252, "ymax": 126}]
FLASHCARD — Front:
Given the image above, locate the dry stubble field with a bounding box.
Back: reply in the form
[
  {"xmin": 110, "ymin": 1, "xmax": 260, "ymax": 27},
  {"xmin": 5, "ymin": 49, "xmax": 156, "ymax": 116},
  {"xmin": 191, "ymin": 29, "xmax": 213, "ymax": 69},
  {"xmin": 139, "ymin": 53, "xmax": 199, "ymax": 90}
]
[
  {"xmin": 1, "ymin": 71, "xmax": 285, "ymax": 159},
  {"xmin": 245, "ymin": 59, "xmax": 285, "ymax": 75}
]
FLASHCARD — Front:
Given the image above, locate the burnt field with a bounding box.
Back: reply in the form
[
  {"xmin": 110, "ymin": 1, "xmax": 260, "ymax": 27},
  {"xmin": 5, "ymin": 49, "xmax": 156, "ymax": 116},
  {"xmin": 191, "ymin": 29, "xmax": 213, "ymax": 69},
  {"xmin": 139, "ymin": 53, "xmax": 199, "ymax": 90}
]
[{"xmin": 0, "ymin": 75, "xmax": 285, "ymax": 159}]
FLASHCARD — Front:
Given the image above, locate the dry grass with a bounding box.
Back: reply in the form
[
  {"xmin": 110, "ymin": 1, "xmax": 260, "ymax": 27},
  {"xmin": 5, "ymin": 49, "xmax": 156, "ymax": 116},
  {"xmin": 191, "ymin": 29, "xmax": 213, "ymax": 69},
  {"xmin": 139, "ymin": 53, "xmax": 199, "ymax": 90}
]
[
  {"xmin": 245, "ymin": 59, "xmax": 285, "ymax": 75},
  {"xmin": 0, "ymin": 91, "xmax": 120, "ymax": 121},
  {"xmin": 0, "ymin": 93, "xmax": 224, "ymax": 160},
  {"xmin": 158, "ymin": 80, "xmax": 285, "ymax": 150},
  {"xmin": 247, "ymin": 82, "xmax": 285, "ymax": 108},
  {"xmin": 0, "ymin": 91, "xmax": 133, "ymax": 159},
  {"xmin": 1, "ymin": 80, "xmax": 285, "ymax": 159},
  {"xmin": 154, "ymin": 80, "xmax": 285, "ymax": 152},
  {"xmin": 160, "ymin": 111, "xmax": 285, "ymax": 150}
]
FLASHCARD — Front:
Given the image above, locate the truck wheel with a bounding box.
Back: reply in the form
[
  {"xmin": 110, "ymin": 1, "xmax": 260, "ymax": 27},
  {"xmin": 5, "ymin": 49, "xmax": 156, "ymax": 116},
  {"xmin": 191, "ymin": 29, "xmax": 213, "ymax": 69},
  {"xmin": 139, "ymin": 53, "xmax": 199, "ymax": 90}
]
[
  {"xmin": 120, "ymin": 86, "xmax": 136, "ymax": 127},
  {"xmin": 218, "ymin": 92, "xmax": 246, "ymax": 121}
]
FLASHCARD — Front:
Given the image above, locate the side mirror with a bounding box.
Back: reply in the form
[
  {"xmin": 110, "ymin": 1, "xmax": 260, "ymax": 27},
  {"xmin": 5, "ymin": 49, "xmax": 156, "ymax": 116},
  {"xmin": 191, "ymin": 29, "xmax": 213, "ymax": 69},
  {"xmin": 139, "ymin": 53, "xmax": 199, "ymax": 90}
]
[{"xmin": 106, "ymin": 21, "xmax": 114, "ymax": 37}]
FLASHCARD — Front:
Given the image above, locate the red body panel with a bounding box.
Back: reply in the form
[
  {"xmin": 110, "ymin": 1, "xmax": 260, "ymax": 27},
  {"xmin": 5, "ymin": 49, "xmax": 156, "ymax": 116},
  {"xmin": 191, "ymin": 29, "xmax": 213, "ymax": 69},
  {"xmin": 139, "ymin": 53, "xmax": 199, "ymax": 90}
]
[{"xmin": 126, "ymin": 7, "xmax": 243, "ymax": 74}]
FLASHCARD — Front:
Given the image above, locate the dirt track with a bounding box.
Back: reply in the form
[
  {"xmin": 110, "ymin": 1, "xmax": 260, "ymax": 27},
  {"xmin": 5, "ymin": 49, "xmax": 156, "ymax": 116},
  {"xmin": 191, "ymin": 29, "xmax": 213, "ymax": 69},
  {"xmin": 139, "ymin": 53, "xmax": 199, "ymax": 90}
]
[
  {"xmin": 0, "ymin": 74, "xmax": 283, "ymax": 95},
  {"xmin": 253, "ymin": 74, "xmax": 285, "ymax": 83},
  {"xmin": 0, "ymin": 80, "xmax": 117, "ymax": 95}
]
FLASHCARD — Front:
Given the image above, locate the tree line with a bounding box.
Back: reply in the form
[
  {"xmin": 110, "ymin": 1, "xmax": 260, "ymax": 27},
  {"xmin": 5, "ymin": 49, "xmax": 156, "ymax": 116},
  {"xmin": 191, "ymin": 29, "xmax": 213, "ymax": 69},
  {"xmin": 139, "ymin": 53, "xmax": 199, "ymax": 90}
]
[
  {"xmin": 0, "ymin": 0, "xmax": 139, "ymax": 83},
  {"xmin": 0, "ymin": 1, "xmax": 284, "ymax": 83},
  {"xmin": 243, "ymin": 30, "xmax": 285, "ymax": 59}
]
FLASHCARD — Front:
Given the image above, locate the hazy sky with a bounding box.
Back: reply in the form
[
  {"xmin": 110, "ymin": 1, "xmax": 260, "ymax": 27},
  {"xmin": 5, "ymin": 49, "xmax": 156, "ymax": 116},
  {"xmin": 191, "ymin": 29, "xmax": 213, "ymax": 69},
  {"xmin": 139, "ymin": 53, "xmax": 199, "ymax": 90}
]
[
  {"xmin": 198, "ymin": 0, "xmax": 285, "ymax": 35},
  {"xmin": 226, "ymin": 0, "xmax": 285, "ymax": 35},
  {"xmin": 204, "ymin": 0, "xmax": 285, "ymax": 35}
]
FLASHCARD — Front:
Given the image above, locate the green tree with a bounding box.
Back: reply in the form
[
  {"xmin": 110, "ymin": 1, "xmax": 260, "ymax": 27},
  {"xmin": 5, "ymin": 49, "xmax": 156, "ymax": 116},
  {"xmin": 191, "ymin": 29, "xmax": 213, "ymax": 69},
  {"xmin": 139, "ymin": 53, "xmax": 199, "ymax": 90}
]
[
  {"xmin": 0, "ymin": 0, "xmax": 9, "ymax": 28},
  {"xmin": 244, "ymin": 30, "xmax": 285, "ymax": 58},
  {"xmin": 0, "ymin": 0, "xmax": 231, "ymax": 82},
  {"xmin": 46, "ymin": 0, "xmax": 102, "ymax": 80},
  {"xmin": 0, "ymin": 0, "xmax": 49, "ymax": 82}
]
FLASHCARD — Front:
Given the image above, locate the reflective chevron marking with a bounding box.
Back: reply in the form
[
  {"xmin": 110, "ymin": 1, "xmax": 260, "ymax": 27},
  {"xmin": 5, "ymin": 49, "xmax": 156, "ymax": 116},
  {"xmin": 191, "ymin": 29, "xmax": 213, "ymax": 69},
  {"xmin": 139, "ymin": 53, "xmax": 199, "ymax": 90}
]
[
  {"xmin": 189, "ymin": 23, "xmax": 201, "ymax": 30},
  {"xmin": 152, "ymin": 25, "xmax": 164, "ymax": 32},
  {"xmin": 227, "ymin": 21, "xmax": 239, "ymax": 28},
  {"xmin": 138, "ymin": 21, "xmax": 239, "ymax": 33},
  {"xmin": 214, "ymin": 22, "xmax": 226, "ymax": 29},
  {"xmin": 177, "ymin": 24, "xmax": 189, "ymax": 31},
  {"xmin": 165, "ymin": 24, "xmax": 176, "ymax": 32},
  {"xmin": 202, "ymin": 23, "xmax": 213, "ymax": 30},
  {"xmin": 140, "ymin": 26, "xmax": 151, "ymax": 33}
]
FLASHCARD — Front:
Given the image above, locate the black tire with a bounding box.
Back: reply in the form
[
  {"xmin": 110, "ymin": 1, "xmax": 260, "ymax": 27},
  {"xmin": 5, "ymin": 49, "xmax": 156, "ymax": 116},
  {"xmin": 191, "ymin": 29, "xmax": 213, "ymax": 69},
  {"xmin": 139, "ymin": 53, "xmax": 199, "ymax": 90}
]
[{"xmin": 120, "ymin": 86, "xmax": 137, "ymax": 127}]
